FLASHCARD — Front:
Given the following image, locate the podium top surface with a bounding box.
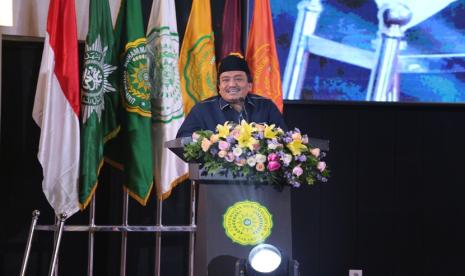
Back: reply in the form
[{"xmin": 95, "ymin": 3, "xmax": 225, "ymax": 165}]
[{"xmin": 164, "ymin": 137, "xmax": 193, "ymax": 162}]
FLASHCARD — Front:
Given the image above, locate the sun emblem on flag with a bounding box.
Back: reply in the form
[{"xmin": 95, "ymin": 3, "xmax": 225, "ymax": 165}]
[
  {"xmin": 146, "ymin": 28, "xmax": 184, "ymax": 123},
  {"xmin": 81, "ymin": 35, "xmax": 117, "ymax": 123},
  {"xmin": 122, "ymin": 38, "xmax": 152, "ymax": 117},
  {"xmin": 130, "ymin": 63, "xmax": 151, "ymax": 92}
]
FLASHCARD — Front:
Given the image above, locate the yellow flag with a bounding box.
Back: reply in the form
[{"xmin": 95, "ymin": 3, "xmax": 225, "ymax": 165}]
[{"xmin": 179, "ymin": 0, "xmax": 217, "ymax": 115}]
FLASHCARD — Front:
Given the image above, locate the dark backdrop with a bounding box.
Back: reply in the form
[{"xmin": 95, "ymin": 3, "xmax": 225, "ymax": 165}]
[
  {"xmin": 2, "ymin": 0, "xmax": 465, "ymax": 275},
  {"xmin": 2, "ymin": 39, "xmax": 465, "ymax": 276}
]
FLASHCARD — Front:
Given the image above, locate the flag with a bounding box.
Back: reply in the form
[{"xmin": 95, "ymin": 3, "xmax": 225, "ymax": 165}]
[
  {"xmin": 32, "ymin": 0, "xmax": 80, "ymax": 216},
  {"xmin": 220, "ymin": 0, "xmax": 242, "ymax": 59},
  {"xmin": 109, "ymin": 0, "xmax": 153, "ymax": 205},
  {"xmin": 146, "ymin": 0, "xmax": 188, "ymax": 199},
  {"xmin": 246, "ymin": 0, "xmax": 283, "ymax": 112},
  {"xmin": 179, "ymin": 0, "xmax": 217, "ymax": 115},
  {"xmin": 79, "ymin": 0, "xmax": 120, "ymax": 209}
]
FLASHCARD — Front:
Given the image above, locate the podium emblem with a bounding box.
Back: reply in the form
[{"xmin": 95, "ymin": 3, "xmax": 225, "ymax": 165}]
[{"xmin": 223, "ymin": 200, "xmax": 273, "ymax": 246}]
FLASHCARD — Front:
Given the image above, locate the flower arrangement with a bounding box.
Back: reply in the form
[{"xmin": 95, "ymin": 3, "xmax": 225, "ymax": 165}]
[{"xmin": 183, "ymin": 121, "xmax": 329, "ymax": 188}]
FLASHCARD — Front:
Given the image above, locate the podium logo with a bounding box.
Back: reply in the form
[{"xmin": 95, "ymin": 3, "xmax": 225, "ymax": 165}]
[{"xmin": 223, "ymin": 201, "xmax": 273, "ymax": 246}]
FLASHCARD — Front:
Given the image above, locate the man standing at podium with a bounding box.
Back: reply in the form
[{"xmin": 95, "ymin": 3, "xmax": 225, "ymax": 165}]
[{"xmin": 176, "ymin": 54, "xmax": 287, "ymax": 138}]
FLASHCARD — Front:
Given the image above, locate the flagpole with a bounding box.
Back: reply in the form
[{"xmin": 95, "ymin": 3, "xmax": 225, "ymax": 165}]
[
  {"xmin": 48, "ymin": 213, "xmax": 68, "ymax": 276},
  {"xmin": 243, "ymin": 0, "xmax": 251, "ymax": 50},
  {"xmin": 188, "ymin": 180, "xmax": 197, "ymax": 276},
  {"xmin": 120, "ymin": 190, "xmax": 129, "ymax": 276},
  {"xmin": 20, "ymin": 210, "xmax": 40, "ymax": 276},
  {"xmin": 154, "ymin": 198, "xmax": 162, "ymax": 276},
  {"xmin": 53, "ymin": 216, "xmax": 59, "ymax": 276},
  {"xmin": 87, "ymin": 196, "xmax": 96, "ymax": 276}
]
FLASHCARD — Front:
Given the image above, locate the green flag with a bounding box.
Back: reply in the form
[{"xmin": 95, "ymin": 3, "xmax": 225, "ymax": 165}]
[
  {"xmin": 109, "ymin": 0, "xmax": 153, "ymax": 205},
  {"xmin": 79, "ymin": 0, "xmax": 119, "ymax": 209}
]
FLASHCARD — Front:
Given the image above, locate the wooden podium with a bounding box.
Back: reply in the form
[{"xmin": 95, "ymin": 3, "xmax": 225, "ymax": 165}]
[{"xmin": 166, "ymin": 137, "xmax": 329, "ymax": 276}]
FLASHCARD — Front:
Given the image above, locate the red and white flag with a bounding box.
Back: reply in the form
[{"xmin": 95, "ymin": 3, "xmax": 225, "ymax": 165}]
[{"xmin": 32, "ymin": 0, "xmax": 80, "ymax": 216}]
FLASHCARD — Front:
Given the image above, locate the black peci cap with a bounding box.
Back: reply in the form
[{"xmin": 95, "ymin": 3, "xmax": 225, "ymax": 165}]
[{"xmin": 218, "ymin": 53, "xmax": 251, "ymax": 76}]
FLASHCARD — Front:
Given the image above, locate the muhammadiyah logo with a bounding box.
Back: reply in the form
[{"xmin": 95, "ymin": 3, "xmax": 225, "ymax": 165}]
[
  {"xmin": 146, "ymin": 27, "xmax": 184, "ymax": 123},
  {"xmin": 223, "ymin": 200, "xmax": 273, "ymax": 246},
  {"xmin": 81, "ymin": 35, "xmax": 117, "ymax": 123},
  {"xmin": 123, "ymin": 38, "xmax": 151, "ymax": 117}
]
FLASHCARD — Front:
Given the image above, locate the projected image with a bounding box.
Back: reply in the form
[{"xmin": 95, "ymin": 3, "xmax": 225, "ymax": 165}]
[{"xmin": 271, "ymin": 0, "xmax": 465, "ymax": 103}]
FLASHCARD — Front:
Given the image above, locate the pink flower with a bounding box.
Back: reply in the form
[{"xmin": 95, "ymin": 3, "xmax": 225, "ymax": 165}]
[
  {"xmin": 267, "ymin": 153, "xmax": 279, "ymax": 162},
  {"xmin": 292, "ymin": 166, "xmax": 303, "ymax": 176},
  {"xmin": 317, "ymin": 161, "xmax": 326, "ymax": 172},
  {"xmin": 231, "ymin": 129, "xmax": 241, "ymax": 139},
  {"xmin": 291, "ymin": 132, "xmax": 302, "ymax": 141},
  {"xmin": 201, "ymin": 138, "xmax": 211, "ymax": 152},
  {"xmin": 267, "ymin": 161, "xmax": 281, "ymax": 171},
  {"xmin": 255, "ymin": 124, "xmax": 265, "ymax": 132},
  {"xmin": 310, "ymin": 148, "xmax": 320, "ymax": 158},
  {"xmin": 225, "ymin": 152, "xmax": 235, "ymax": 162},
  {"xmin": 218, "ymin": 140, "xmax": 230, "ymax": 151},
  {"xmin": 256, "ymin": 163, "xmax": 265, "ymax": 171}
]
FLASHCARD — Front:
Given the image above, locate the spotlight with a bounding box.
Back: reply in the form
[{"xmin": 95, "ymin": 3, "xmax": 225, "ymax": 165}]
[
  {"xmin": 235, "ymin": 244, "xmax": 299, "ymax": 276},
  {"xmin": 249, "ymin": 244, "xmax": 282, "ymax": 273}
]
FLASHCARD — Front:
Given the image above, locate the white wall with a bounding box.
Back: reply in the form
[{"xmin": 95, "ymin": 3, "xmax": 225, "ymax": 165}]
[{"xmin": 0, "ymin": 0, "xmax": 122, "ymax": 40}]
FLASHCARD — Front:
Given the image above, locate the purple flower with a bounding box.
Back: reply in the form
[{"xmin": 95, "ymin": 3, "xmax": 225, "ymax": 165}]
[
  {"xmin": 210, "ymin": 148, "xmax": 218, "ymax": 155},
  {"xmin": 283, "ymin": 137, "xmax": 292, "ymax": 143},
  {"xmin": 291, "ymin": 181, "xmax": 301, "ymax": 188},
  {"xmin": 298, "ymin": 155, "xmax": 307, "ymax": 162}
]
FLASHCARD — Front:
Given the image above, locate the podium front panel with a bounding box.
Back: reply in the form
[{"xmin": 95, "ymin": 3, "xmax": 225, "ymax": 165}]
[{"xmin": 195, "ymin": 183, "xmax": 292, "ymax": 276}]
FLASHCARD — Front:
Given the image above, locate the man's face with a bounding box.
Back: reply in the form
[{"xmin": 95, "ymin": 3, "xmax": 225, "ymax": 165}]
[{"xmin": 218, "ymin": 71, "xmax": 251, "ymax": 103}]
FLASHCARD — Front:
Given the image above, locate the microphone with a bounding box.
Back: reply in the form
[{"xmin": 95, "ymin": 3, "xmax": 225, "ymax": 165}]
[{"xmin": 238, "ymin": 97, "xmax": 248, "ymax": 123}]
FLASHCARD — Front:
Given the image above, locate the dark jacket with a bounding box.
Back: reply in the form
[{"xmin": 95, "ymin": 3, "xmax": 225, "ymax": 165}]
[{"xmin": 176, "ymin": 94, "xmax": 287, "ymax": 138}]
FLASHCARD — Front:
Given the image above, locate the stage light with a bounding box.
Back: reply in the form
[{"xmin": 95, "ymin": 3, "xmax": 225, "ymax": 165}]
[
  {"xmin": 248, "ymin": 244, "xmax": 282, "ymax": 273},
  {"xmin": 234, "ymin": 243, "xmax": 299, "ymax": 276}
]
